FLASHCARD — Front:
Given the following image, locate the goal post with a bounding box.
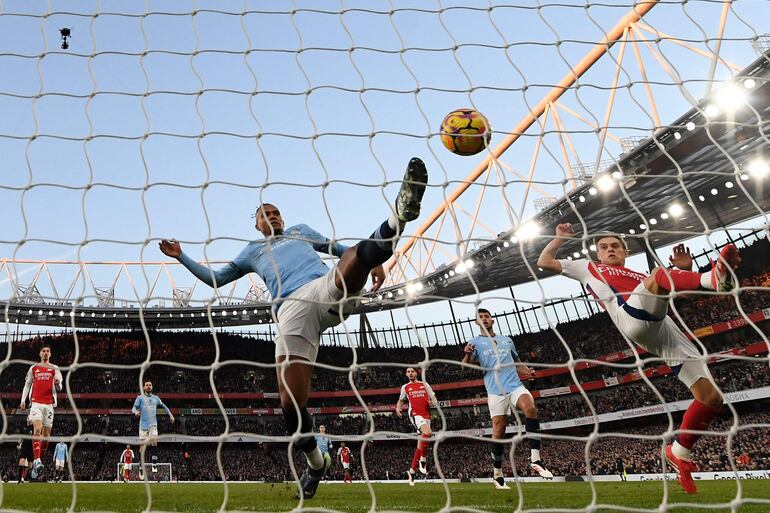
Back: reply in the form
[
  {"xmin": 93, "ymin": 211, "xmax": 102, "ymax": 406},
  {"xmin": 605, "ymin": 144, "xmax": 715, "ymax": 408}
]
[{"xmin": 116, "ymin": 463, "xmax": 173, "ymax": 483}]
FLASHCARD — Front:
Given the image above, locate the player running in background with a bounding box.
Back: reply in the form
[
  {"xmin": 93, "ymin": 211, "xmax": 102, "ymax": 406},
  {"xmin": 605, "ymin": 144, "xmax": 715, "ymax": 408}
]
[
  {"xmin": 132, "ymin": 380, "xmax": 175, "ymax": 477},
  {"xmin": 314, "ymin": 424, "xmax": 333, "ymax": 459},
  {"xmin": 395, "ymin": 367, "xmax": 437, "ymax": 486},
  {"xmin": 462, "ymin": 309, "xmax": 553, "ymax": 489},
  {"xmin": 161, "ymin": 157, "xmax": 428, "ymax": 499},
  {"xmin": 52, "ymin": 441, "xmax": 68, "ymax": 482},
  {"xmin": 19, "ymin": 344, "xmax": 62, "ymax": 480},
  {"xmin": 337, "ymin": 442, "xmax": 353, "ymax": 484},
  {"xmin": 16, "ymin": 430, "xmax": 34, "ymax": 483},
  {"xmin": 120, "ymin": 445, "xmax": 135, "ymax": 482},
  {"xmin": 538, "ymin": 224, "xmax": 740, "ymax": 494}
]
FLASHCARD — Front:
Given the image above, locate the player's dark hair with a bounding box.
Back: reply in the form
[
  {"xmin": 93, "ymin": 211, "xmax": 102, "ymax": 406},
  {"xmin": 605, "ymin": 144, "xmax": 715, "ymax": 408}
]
[
  {"xmin": 40, "ymin": 344, "xmax": 51, "ymax": 351},
  {"xmin": 593, "ymin": 234, "xmax": 629, "ymax": 252},
  {"xmin": 253, "ymin": 203, "xmax": 277, "ymax": 219},
  {"xmin": 477, "ymin": 308, "xmax": 491, "ymax": 316}
]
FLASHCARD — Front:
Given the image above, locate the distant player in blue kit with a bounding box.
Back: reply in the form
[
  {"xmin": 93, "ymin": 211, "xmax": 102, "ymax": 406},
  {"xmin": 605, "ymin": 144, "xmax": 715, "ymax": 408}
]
[
  {"xmin": 462, "ymin": 308, "xmax": 552, "ymax": 489},
  {"xmin": 160, "ymin": 157, "xmax": 428, "ymax": 499},
  {"xmin": 52, "ymin": 441, "xmax": 68, "ymax": 482},
  {"xmin": 315, "ymin": 424, "xmax": 332, "ymax": 457},
  {"xmin": 132, "ymin": 380, "xmax": 174, "ymax": 476}
]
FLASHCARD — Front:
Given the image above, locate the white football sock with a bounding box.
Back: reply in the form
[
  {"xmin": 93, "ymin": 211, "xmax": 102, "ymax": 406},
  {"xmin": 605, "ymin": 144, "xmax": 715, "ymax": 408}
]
[
  {"xmin": 672, "ymin": 441, "xmax": 692, "ymax": 461},
  {"xmin": 493, "ymin": 467, "xmax": 504, "ymax": 479},
  {"xmin": 700, "ymin": 270, "xmax": 715, "ymax": 290},
  {"xmin": 530, "ymin": 449, "xmax": 541, "ymax": 463}
]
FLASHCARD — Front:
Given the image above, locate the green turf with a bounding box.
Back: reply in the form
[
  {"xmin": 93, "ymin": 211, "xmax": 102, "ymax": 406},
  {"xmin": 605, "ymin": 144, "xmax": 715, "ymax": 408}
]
[{"xmin": 1, "ymin": 481, "xmax": 769, "ymax": 513}]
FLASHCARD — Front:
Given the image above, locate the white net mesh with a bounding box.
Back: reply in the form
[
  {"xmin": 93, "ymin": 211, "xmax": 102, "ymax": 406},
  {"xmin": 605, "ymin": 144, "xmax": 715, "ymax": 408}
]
[{"xmin": 1, "ymin": 0, "xmax": 769, "ymax": 512}]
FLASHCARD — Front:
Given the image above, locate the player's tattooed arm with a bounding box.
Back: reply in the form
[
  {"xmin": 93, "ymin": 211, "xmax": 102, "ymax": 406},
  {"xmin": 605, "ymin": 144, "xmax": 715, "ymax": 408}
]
[{"xmin": 538, "ymin": 223, "xmax": 575, "ymax": 274}]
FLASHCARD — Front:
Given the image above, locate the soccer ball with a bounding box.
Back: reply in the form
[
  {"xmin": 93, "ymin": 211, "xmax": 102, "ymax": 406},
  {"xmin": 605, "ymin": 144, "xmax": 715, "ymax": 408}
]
[{"xmin": 439, "ymin": 108, "xmax": 492, "ymax": 156}]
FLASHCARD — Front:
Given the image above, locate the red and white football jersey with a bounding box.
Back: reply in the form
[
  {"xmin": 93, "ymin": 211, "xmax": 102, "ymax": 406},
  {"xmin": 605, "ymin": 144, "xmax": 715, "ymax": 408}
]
[
  {"xmin": 23, "ymin": 364, "xmax": 62, "ymax": 406},
  {"xmin": 120, "ymin": 449, "xmax": 134, "ymax": 464},
  {"xmin": 399, "ymin": 381, "xmax": 435, "ymax": 418},
  {"xmin": 559, "ymin": 259, "xmax": 647, "ymax": 316},
  {"xmin": 338, "ymin": 446, "xmax": 351, "ymax": 464}
]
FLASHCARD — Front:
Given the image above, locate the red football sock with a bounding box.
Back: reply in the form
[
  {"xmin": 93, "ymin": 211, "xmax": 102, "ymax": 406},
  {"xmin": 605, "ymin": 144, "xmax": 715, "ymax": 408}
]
[
  {"xmin": 32, "ymin": 439, "xmax": 41, "ymax": 460},
  {"xmin": 21, "ymin": 467, "xmax": 28, "ymax": 479},
  {"xmin": 411, "ymin": 447, "xmax": 422, "ymax": 470},
  {"xmin": 418, "ymin": 434, "xmax": 430, "ymax": 454},
  {"xmin": 679, "ymin": 400, "xmax": 722, "ymax": 449},
  {"xmin": 654, "ymin": 268, "xmax": 702, "ymax": 292}
]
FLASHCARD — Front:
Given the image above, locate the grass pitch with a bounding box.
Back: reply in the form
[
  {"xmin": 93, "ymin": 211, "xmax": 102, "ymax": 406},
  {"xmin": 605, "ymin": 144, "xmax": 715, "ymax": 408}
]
[{"xmin": 2, "ymin": 481, "xmax": 769, "ymax": 513}]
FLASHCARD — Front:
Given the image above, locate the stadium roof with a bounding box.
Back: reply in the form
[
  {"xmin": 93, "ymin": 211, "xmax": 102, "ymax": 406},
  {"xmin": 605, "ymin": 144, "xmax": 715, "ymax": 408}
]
[
  {"xmin": 3, "ymin": 53, "xmax": 769, "ymax": 329},
  {"xmin": 366, "ymin": 51, "xmax": 770, "ymax": 311}
]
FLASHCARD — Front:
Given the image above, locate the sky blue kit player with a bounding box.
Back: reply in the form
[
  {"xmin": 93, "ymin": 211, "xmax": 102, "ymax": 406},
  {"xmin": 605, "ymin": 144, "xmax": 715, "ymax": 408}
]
[
  {"xmin": 462, "ymin": 308, "xmax": 552, "ymax": 487},
  {"xmin": 160, "ymin": 157, "xmax": 428, "ymax": 499},
  {"xmin": 176, "ymin": 224, "xmax": 348, "ymax": 306},
  {"xmin": 467, "ymin": 334, "xmax": 522, "ymax": 395},
  {"xmin": 133, "ymin": 393, "xmax": 172, "ymax": 432}
]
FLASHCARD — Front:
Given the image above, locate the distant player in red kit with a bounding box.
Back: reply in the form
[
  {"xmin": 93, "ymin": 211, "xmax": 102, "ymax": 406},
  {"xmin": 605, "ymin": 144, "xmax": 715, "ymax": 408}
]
[
  {"xmin": 539, "ymin": 224, "xmax": 740, "ymax": 494},
  {"xmin": 395, "ymin": 367, "xmax": 437, "ymax": 486},
  {"xmin": 19, "ymin": 345, "xmax": 62, "ymax": 480},
  {"xmin": 120, "ymin": 445, "xmax": 135, "ymax": 482},
  {"xmin": 337, "ymin": 442, "xmax": 353, "ymax": 483}
]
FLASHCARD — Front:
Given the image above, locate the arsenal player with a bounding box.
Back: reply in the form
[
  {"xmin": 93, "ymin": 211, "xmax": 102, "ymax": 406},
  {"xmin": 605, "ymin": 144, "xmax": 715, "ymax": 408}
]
[
  {"xmin": 538, "ymin": 224, "xmax": 739, "ymax": 493},
  {"xmin": 19, "ymin": 344, "xmax": 62, "ymax": 480},
  {"xmin": 395, "ymin": 367, "xmax": 437, "ymax": 485},
  {"xmin": 337, "ymin": 442, "xmax": 353, "ymax": 484},
  {"xmin": 120, "ymin": 445, "xmax": 135, "ymax": 482}
]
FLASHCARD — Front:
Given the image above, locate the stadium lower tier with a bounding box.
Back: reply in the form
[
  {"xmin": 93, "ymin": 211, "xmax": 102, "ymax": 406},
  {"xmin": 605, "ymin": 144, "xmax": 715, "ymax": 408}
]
[{"xmin": 3, "ymin": 402, "xmax": 768, "ymax": 483}]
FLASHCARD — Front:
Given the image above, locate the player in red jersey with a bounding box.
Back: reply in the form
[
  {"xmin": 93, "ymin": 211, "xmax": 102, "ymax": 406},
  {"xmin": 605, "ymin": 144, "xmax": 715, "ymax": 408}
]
[
  {"xmin": 395, "ymin": 367, "xmax": 437, "ymax": 486},
  {"xmin": 19, "ymin": 345, "xmax": 62, "ymax": 480},
  {"xmin": 120, "ymin": 445, "xmax": 135, "ymax": 482},
  {"xmin": 337, "ymin": 442, "xmax": 353, "ymax": 483},
  {"xmin": 539, "ymin": 224, "xmax": 740, "ymax": 494}
]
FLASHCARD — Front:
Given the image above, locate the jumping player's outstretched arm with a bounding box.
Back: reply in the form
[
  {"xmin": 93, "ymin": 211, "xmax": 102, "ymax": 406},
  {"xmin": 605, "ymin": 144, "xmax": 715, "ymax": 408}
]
[
  {"xmin": 537, "ymin": 223, "xmax": 575, "ymax": 274},
  {"xmin": 296, "ymin": 224, "xmax": 350, "ymax": 258},
  {"xmin": 159, "ymin": 239, "xmax": 246, "ymax": 288}
]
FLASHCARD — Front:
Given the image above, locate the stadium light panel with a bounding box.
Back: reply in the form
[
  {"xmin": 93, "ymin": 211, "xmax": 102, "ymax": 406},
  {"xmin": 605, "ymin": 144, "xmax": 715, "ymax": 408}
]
[
  {"xmin": 629, "ymin": 229, "xmax": 636, "ymax": 234},
  {"xmin": 686, "ymin": 121, "xmax": 696, "ymax": 131},
  {"xmin": 725, "ymin": 181, "xmax": 733, "ymax": 189},
  {"xmin": 455, "ymin": 262, "xmax": 467, "ymax": 273},
  {"xmin": 660, "ymin": 212, "xmax": 669, "ymax": 220},
  {"xmin": 713, "ymin": 82, "xmax": 747, "ymax": 112},
  {"xmin": 588, "ymin": 187, "xmax": 598, "ymax": 196},
  {"xmin": 406, "ymin": 283, "xmax": 417, "ymax": 295},
  {"xmin": 596, "ymin": 174, "xmax": 615, "ymax": 192},
  {"xmin": 711, "ymin": 188, "xmax": 718, "ymax": 195},
  {"xmin": 649, "ymin": 218, "xmax": 657, "ymax": 225},
  {"xmin": 704, "ymin": 104, "xmax": 719, "ymax": 118},
  {"xmin": 515, "ymin": 221, "xmax": 541, "ymax": 241},
  {"xmin": 747, "ymin": 158, "xmax": 769, "ymax": 178},
  {"xmin": 674, "ymin": 132, "xmax": 682, "ymax": 140},
  {"xmin": 589, "ymin": 244, "xmax": 596, "ymax": 251},
  {"xmin": 744, "ymin": 78, "xmax": 756, "ymax": 89},
  {"xmin": 465, "ymin": 259, "xmax": 475, "ymax": 269}
]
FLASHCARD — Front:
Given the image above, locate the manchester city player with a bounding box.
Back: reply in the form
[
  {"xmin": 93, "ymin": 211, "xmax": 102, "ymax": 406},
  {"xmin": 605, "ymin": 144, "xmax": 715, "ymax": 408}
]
[
  {"xmin": 132, "ymin": 381, "xmax": 174, "ymax": 476},
  {"xmin": 462, "ymin": 308, "xmax": 553, "ymax": 489},
  {"xmin": 160, "ymin": 157, "xmax": 428, "ymax": 499}
]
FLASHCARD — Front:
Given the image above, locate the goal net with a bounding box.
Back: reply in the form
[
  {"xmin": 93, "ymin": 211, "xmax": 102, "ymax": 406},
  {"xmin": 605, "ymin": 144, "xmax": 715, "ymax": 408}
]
[{"xmin": 1, "ymin": 0, "xmax": 769, "ymax": 512}]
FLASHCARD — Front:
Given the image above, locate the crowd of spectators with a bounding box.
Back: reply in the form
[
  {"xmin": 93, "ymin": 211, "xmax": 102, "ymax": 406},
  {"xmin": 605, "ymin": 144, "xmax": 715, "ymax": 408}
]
[{"xmin": 3, "ymin": 406, "xmax": 768, "ymax": 482}]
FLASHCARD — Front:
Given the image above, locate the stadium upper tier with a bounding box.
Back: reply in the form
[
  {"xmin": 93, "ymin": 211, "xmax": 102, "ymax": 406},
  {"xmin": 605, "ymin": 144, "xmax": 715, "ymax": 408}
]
[{"xmin": 1, "ymin": 54, "xmax": 768, "ymax": 329}]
